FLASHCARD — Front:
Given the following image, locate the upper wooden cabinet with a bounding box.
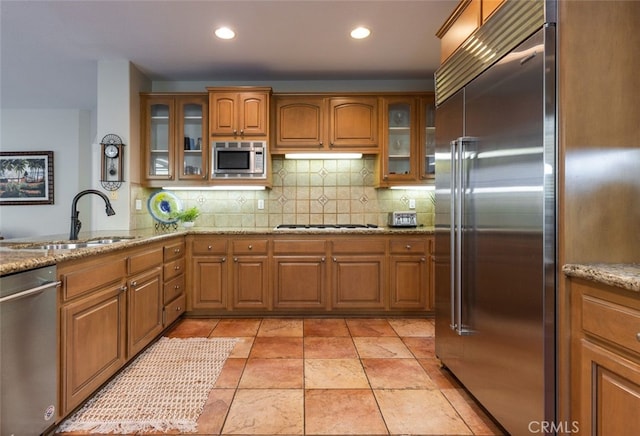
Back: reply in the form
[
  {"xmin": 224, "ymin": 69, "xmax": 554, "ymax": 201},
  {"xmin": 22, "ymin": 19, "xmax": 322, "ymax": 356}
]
[
  {"xmin": 377, "ymin": 93, "xmax": 435, "ymax": 187},
  {"xmin": 141, "ymin": 93, "xmax": 208, "ymax": 186},
  {"xmin": 271, "ymin": 94, "xmax": 379, "ymax": 154},
  {"xmin": 436, "ymin": 0, "xmax": 505, "ymax": 63},
  {"xmin": 208, "ymin": 87, "xmax": 271, "ymax": 138}
]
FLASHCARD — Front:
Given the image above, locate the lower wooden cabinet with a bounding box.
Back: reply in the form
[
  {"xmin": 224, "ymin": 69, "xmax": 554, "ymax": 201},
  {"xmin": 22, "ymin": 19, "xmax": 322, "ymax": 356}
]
[
  {"xmin": 187, "ymin": 234, "xmax": 433, "ymax": 315},
  {"xmin": 570, "ymin": 278, "xmax": 640, "ymax": 434},
  {"xmin": 60, "ymin": 281, "xmax": 127, "ymax": 415},
  {"xmin": 127, "ymin": 266, "xmax": 163, "ymax": 357}
]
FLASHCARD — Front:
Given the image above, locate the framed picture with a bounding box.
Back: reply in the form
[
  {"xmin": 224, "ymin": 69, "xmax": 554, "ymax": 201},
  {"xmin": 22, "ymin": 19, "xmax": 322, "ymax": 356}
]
[{"xmin": 0, "ymin": 151, "xmax": 54, "ymax": 205}]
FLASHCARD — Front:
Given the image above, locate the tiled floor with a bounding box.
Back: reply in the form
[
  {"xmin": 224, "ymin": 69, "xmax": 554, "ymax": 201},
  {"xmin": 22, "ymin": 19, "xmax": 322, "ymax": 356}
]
[
  {"xmin": 161, "ymin": 317, "xmax": 505, "ymax": 435},
  {"xmin": 60, "ymin": 317, "xmax": 505, "ymax": 435}
]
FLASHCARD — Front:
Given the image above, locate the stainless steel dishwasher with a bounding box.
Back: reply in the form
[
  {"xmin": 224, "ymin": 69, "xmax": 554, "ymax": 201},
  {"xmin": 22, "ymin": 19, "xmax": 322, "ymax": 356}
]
[{"xmin": 1, "ymin": 265, "xmax": 60, "ymax": 436}]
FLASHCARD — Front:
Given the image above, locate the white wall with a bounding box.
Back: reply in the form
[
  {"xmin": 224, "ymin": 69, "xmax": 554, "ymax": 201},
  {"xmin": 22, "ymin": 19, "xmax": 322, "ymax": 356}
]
[{"xmin": 0, "ymin": 109, "xmax": 92, "ymax": 238}]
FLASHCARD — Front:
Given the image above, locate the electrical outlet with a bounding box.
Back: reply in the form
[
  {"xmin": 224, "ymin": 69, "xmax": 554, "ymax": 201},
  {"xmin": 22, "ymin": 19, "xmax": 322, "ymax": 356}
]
[
  {"xmin": 110, "ymin": 191, "xmax": 118, "ymax": 201},
  {"xmin": 135, "ymin": 199, "xmax": 142, "ymax": 210},
  {"xmin": 409, "ymin": 198, "xmax": 416, "ymax": 209},
  {"xmin": 257, "ymin": 199, "xmax": 264, "ymax": 210}
]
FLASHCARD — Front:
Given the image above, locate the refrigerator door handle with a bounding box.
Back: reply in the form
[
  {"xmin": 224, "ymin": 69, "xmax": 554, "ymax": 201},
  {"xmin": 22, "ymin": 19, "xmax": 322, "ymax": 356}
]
[{"xmin": 449, "ymin": 139, "xmax": 457, "ymax": 331}]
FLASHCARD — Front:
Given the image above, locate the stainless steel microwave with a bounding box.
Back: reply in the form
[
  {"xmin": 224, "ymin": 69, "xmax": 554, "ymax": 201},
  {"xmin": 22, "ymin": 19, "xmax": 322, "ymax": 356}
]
[{"xmin": 212, "ymin": 141, "xmax": 267, "ymax": 178}]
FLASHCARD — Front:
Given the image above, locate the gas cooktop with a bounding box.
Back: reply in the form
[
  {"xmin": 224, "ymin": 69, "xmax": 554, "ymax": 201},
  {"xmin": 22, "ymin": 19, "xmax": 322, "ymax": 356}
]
[{"xmin": 274, "ymin": 224, "xmax": 381, "ymax": 230}]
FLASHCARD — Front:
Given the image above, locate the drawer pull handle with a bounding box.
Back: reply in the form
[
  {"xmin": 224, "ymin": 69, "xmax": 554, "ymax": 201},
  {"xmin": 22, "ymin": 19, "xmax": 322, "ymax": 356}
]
[
  {"xmin": 174, "ymin": 248, "xmax": 181, "ymax": 253},
  {"xmin": 174, "ymin": 285, "xmax": 181, "ymax": 290},
  {"xmin": 174, "ymin": 266, "xmax": 181, "ymax": 270}
]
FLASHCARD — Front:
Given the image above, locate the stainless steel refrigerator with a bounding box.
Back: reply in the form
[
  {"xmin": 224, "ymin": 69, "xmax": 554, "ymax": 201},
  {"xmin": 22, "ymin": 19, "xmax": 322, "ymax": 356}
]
[{"xmin": 434, "ymin": 13, "xmax": 557, "ymax": 436}]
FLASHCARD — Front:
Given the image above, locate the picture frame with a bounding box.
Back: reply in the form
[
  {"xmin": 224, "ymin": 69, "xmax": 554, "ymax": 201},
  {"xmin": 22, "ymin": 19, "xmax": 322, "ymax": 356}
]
[{"xmin": 0, "ymin": 151, "xmax": 54, "ymax": 205}]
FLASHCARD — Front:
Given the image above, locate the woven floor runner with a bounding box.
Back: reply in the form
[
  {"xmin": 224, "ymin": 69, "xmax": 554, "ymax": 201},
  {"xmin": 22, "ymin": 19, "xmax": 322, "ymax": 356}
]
[{"xmin": 57, "ymin": 337, "xmax": 237, "ymax": 434}]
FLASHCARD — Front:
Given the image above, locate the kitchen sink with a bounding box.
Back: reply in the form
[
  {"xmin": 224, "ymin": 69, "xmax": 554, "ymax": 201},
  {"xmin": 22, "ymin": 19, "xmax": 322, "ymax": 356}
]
[{"xmin": 14, "ymin": 237, "xmax": 137, "ymax": 251}]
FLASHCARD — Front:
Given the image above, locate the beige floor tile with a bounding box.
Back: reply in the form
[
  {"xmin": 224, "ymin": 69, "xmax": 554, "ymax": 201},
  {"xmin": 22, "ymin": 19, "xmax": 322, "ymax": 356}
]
[
  {"xmin": 346, "ymin": 318, "xmax": 397, "ymax": 336},
  {"xmin": 196, "ymin": 388, "xmax": 235, "ymax": 435},
  {"xmin": 374, "ymin": 389, "xmax": 472, "ymax": 435},
  {"xmin": 305, "ymin": 389, "xmax": 388, "ymax": 435},
  {"xmin": 362, "ymin": 358, "xmax": 436, "ymax": 389},
  {"xmin": 388, "ymin": 317, "xmax": 435, "ymax": 337},
  {"xmin": 304, "ymin": 336, "xmax": 358, "ymax": 358},
  {"xmin": 165, "ymin": 318, "xmax": 219, "ymax": 338},
  {"xmin": 304, "ymin": 318, "xmax": 350, "ymax": 336},
  {"xmin": 353, "ymin": 336, "xmax": 414, "ymax": 358},
  {"xmin": 402, "ymin": 336, "xmax": 435, "ymax": 358},
  {"xmin": 257, "ymin": 318, "xmax": 304, "ymax": 337},
  {"xmin": 222, "ymin": 389, "xmax": 304, "ymax": 435},
  {"xmin": 305, "ymin": 359, "xmax": 370, "ymax": 389},
  {"xmin": 210, "ymin": 318, "xmax": 261, "ymax": 337},
  {"xmin": 249, "ymin": 336, "xmax": 304, "ymax": 358},
  {"xmin": 227, "ymin": 336, "xmax": 255, "ymax": 358},
  {"xmin": 214, "ymin": 357, "xmax": 247, "ymax": 388},
  {"xmin": 441, "ymin": 388, "xmax": 505, "ymax": 435},
  {"xmin": 239, "ymin": 358, "xmax": 304, "ymax": 388},
  {"xmin": 418, "ymin": 357, "xmax": 463, "ymax": 390}
]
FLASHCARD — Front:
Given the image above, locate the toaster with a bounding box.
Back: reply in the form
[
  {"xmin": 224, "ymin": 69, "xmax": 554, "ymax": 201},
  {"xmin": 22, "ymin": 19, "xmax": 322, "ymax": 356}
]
[{"xmin": 387, "ymin": 211, "xmax": 417, "ymax": 227}]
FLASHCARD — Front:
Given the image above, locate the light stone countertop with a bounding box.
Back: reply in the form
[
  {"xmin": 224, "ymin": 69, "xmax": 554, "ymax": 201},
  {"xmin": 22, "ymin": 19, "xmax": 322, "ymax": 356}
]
[
  {"xmin": 563, "ymin": 263, "xmax": 640, "ymax": 293},
  {"xmin": 0, "ymin": 226, "xmax": 434, "ymax": 276}
]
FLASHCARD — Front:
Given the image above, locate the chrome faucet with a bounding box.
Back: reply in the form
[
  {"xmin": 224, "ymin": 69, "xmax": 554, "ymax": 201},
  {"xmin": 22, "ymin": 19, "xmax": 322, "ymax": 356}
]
[{"xmin": 69, "ymin": 189, "xmax": 116, "ymax": 240}]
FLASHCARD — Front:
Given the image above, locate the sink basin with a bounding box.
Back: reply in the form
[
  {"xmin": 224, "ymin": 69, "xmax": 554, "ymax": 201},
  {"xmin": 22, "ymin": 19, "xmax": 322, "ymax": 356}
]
[{"xmin": 16, "ymin": 237, "xmax": 137, "ymax": 250}]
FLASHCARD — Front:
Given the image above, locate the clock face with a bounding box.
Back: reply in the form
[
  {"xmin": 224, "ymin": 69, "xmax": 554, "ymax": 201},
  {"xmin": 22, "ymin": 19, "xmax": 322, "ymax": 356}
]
[{"xmin": 105, "ymin": 144, "xmax": 119, "ymax": 158}]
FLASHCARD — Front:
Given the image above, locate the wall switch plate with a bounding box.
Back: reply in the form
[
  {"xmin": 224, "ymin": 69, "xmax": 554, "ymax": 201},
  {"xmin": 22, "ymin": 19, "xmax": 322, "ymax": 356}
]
[
  {"xmin": 135, "ymin": 199, "xmax": 142, "ymax": 210},
  {"xmin": 409, "ymin": 198, "xmax": 416, "ymax": 209},
  {"xmin": 257, "ymin": 199, "xmax": 264, "ymax": 210}
]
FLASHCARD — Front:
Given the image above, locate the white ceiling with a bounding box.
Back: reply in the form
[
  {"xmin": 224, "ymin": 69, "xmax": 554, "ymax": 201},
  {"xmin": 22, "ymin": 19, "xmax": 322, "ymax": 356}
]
[{"xmin": 1, "ymin": 0, "xmax": 458, "ymax": 110}]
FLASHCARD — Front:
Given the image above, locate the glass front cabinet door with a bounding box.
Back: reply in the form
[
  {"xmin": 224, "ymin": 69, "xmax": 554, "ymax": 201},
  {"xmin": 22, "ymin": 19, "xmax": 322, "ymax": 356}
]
[
  {"xmin": 381, "ymin": 97, "xmax": 418, "ymax": 184},
  {"xmin": 142, "ymin": 94, "xmax": 208, "ymax": 186},
  {"xmin": 420, "ymin": 97, "xmax": 436, "ymax": 180}
]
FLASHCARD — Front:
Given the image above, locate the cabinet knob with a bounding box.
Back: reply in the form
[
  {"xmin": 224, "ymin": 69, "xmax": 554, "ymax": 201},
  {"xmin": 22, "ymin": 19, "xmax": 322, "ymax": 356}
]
[
  {"xmin": 120, "ymin": 285, "xmax": 128, "ymax": 292},
  {"xmin": 240, "ymin": 129, "xmax": 244, "ymax": 135},
  {"xmin": 174, "ymin": 285, "xmax": 181, "ymax": 290},
  {"xmin": 636, "ymin": 332, "xmax": 640, "ymax": 342},
  {"xmin": 248, "ymin": 244, "xmax": 253, "ymax": 250},
  {"xmin": 332, "ymin": 257, "xmax": 337, "ymax": 262},
  {"xmin": 319, "ymin": 141, "xmax": 323, "ymax": 147},
  {"xmin": 208, "ymin": 245, "xmax": 213, "ymax": 250},
  {"xmin": 406, "ymin": 244, "xmax": 412, "ymax": 250},
  {"xmin": 330, "ymin": 142, "xmax": 334, "ymax": 148},
  {"xmin": 131, "ymin": 280, "xmax": 137, "ymax": 287},
  {"xmin": 174, "ymin": 248, "xmax": 181, "ymax": 254},
  {"xmin": 174, "ymin": 265, "xmax": 181, "ymax": 271},
  {"xmin": 321, "ymin": 257, "xmax": 326, "ymax": 263},
  {"xmin": 421, "ymin": 257, "xmax": 426, "ymax": 262},
  {"xmin": 176, "ymin": 306, "xmax": 181, "ymax": 311},
  {"xmin": 233, "ymin": 257, "xmax": 238, "ymax": 262},
  {"xmin": 222, "ymin": 257, "xmax": 227, "ymax": 262}
]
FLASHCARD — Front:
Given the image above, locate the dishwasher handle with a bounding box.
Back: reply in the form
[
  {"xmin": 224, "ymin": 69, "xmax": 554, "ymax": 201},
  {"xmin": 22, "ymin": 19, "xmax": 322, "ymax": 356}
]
[{"xmin": 0, "ymin": 281, "xmax": 61, "ymax": 303}]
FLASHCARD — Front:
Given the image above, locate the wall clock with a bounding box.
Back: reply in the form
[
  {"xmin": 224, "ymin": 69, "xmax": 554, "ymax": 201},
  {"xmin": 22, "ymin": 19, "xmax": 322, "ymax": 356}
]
[{"xmin": 100, "ymin": 134, "xmax": 125, "ymax": 191}]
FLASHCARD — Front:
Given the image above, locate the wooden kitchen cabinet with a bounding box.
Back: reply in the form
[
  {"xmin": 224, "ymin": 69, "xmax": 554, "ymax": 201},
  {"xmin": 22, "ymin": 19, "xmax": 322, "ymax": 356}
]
[
  {"xmin": 140, "ymin": 93, "xmax": 208, "ymax": 186},
  {"xmin": 272, "ymin": 239, "xmax": 327, "ymax": 310},
  {"xmin": 208, "ymin": 87, "xmax": 271, "ymax": 138},
  {"xmin": 231, "ymin": 239, "xmax": 269, "ymax": 309},
  {"xmin": 377, "ymin": 94, "xmax": 435, "ymax": 187},
  {"xmin": 58, "ymin": 254, "xmax": 128, "ymax": 416},
  {"xmin": 126, "ymin": 245, "xmax": 164, "ymax": 357},
  {"xmin": 389, "ymin": 237, "xmax": 430, "ymax": 310},
  {"xmin": 331, "ymin": 239, "xmax": 386, "ymax": 309},
  {"xmin": 189, "ymin": 236, "xmax": 229, "ymax": 310},
  {"xmin": 162, "ymin": 238, "xmax": 186, "ymax": 326},
  {"xmin": 570, "ymin": 278, "xmax": 640, "ymax": 434},
  {"xmin": 271, "ymin": 94, "xmax": 379, "ymax": 154}
]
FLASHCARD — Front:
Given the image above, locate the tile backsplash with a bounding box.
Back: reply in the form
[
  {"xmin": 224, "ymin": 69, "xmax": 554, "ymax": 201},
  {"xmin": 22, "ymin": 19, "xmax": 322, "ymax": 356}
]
[{"xmin": 132, "ymin": 156, "xmax": 434, "ymax": 229}]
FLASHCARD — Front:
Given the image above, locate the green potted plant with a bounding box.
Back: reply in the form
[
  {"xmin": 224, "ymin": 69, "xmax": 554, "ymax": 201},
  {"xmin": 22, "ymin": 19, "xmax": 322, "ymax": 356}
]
[{"xmin": 173, "ymin": 206, "xmax": 200, "ymax": 228}]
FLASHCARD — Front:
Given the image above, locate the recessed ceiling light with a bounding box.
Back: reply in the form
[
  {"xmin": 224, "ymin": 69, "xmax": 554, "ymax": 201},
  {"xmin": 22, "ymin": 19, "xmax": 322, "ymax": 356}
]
[
  {"xmin": 214, "ymin": 26, "xmax": 236, "ymax": 40},
  {"xmin": 350, "ymin": 26, "xmax": 371, "ymax": 39}
]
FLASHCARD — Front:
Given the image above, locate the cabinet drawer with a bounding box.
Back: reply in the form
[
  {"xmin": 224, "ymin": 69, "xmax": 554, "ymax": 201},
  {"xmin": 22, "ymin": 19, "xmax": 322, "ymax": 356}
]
[
  {"xmin": 273, "ymin": 239, "xmax": 326, "ymax": 254},
  {"xmin": 164, "ymin": 293, "xmax": 186, "ymax": 326},
  {"xmin": 163, "ymin": 274, "xmax": 185, "ymax": 304},
  {"xmin": 232, "ymin": 239, "xmax": 268, "ymax": 254},
  {"xmin": 390, "ymin": 239, "xmax": 427, "ymax": 254},
  {"xmin": 164, "ymin": 257, "xmax": 185, "ymax": 281},
  {"xmin": 164, "ymin": 240, "xmax": 185, "ymax": 262},
  {"xmin": 582, "ymin": 295, "xmax": 640, "ymax": 355},
  {"xmin": 192, "ymin": 238, "xmax": 228, "ymax": 255},
  {"xmin": 128, "ymin": 247, "xmax": 163, "ymax": 275},
  {"xmin": 332, "ymin": 239, "xmax": 386, "ymax": 254},
  {"xmin": 61, "ymin": 259, "xmax": 127, "ymax": 301}
]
